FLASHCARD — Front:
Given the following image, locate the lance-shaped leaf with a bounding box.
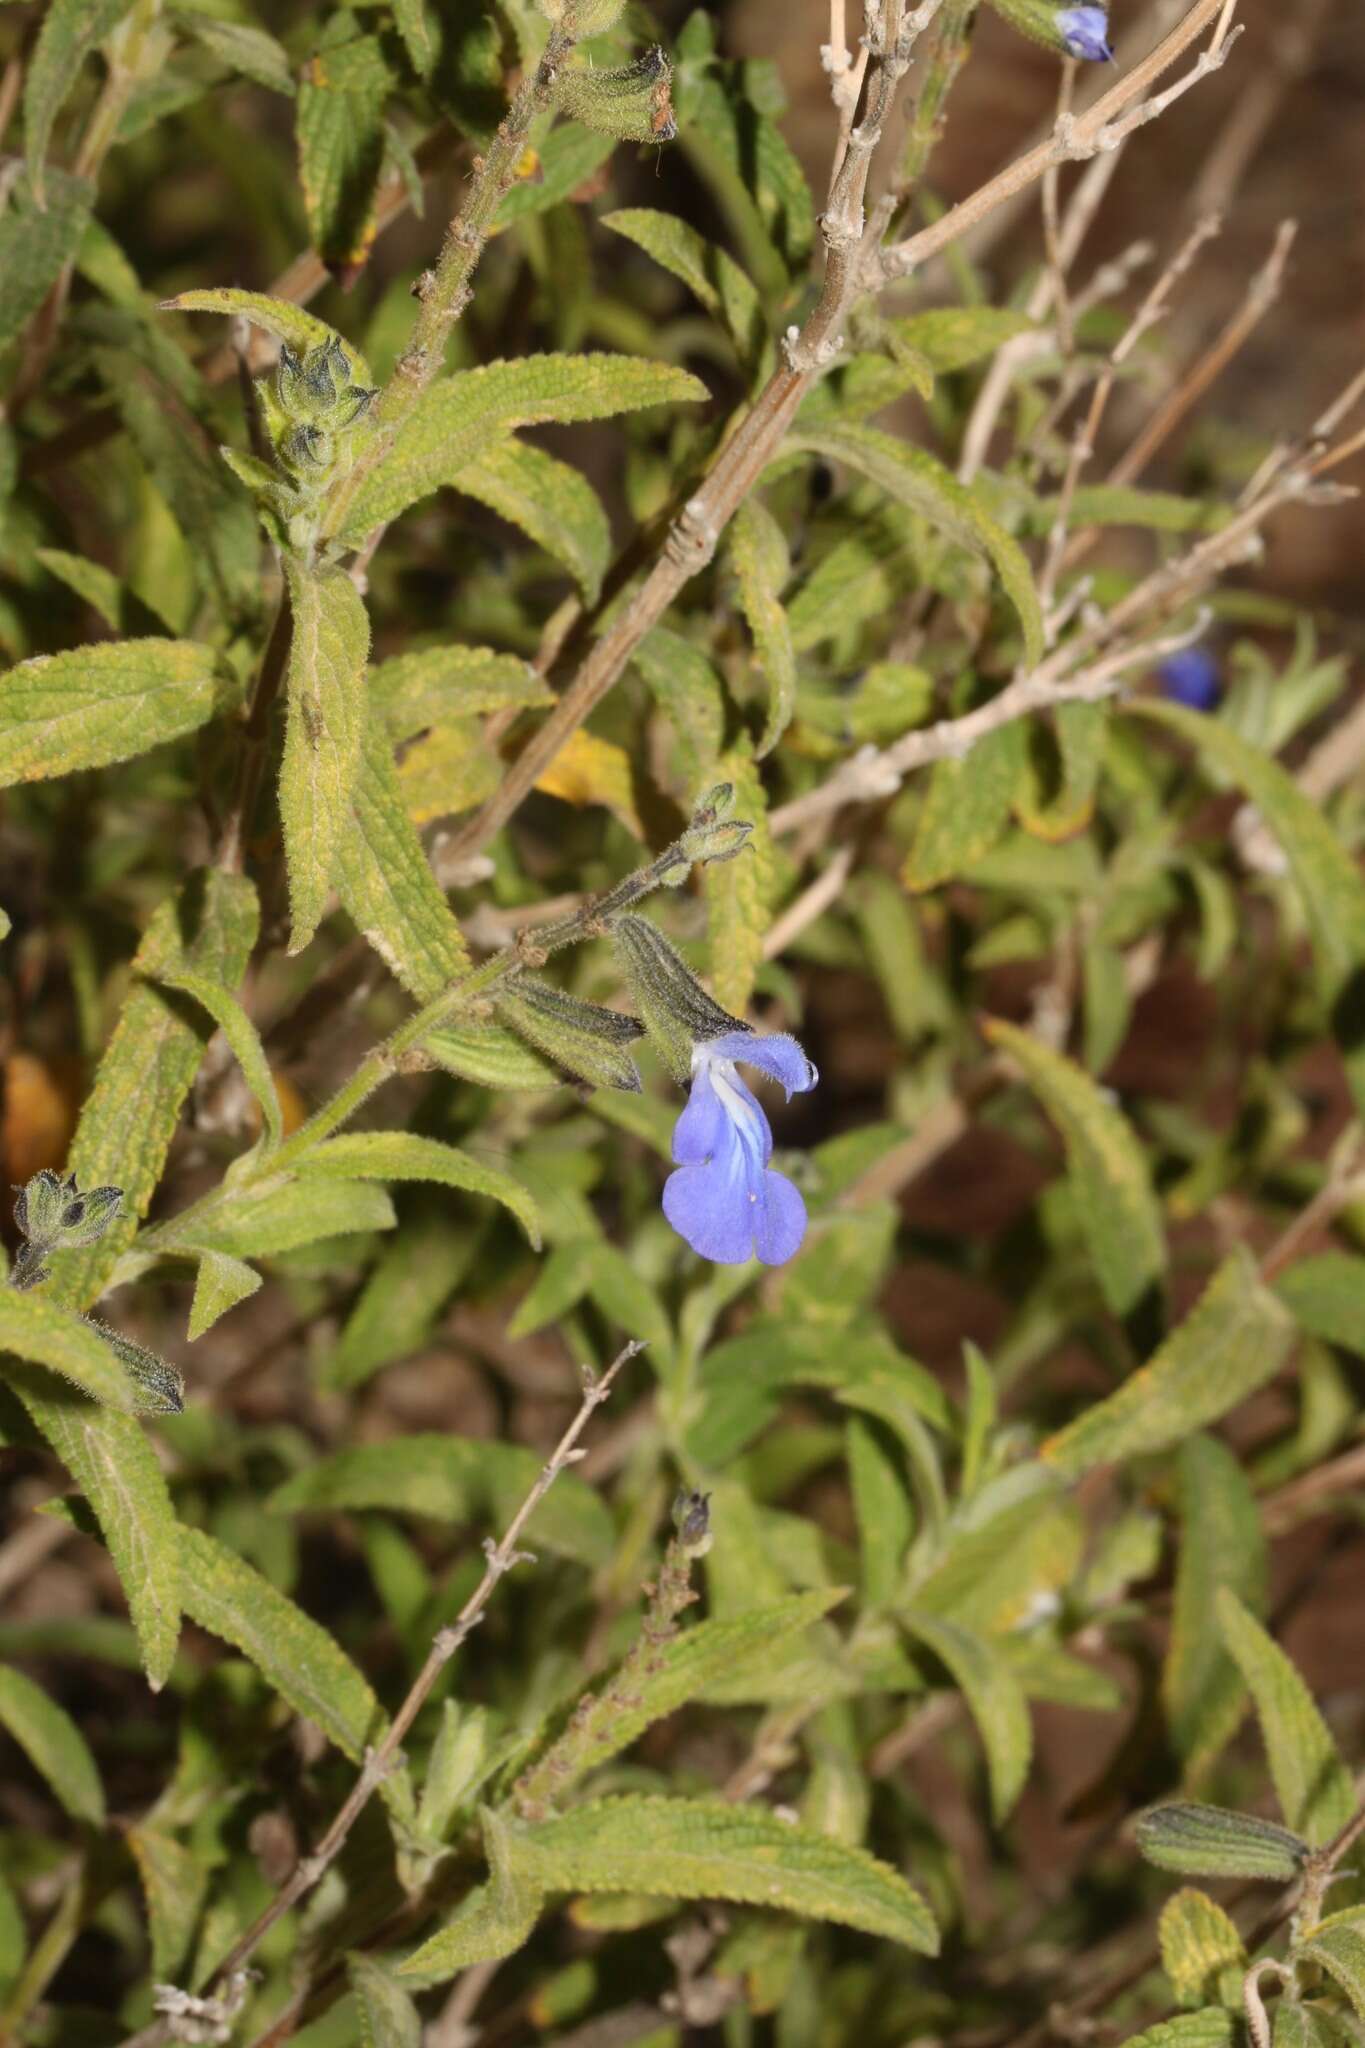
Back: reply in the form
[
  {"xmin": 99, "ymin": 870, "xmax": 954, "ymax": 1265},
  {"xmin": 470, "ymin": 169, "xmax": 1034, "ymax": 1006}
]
[
  {"xmin": 159, "ymin": 290, "xmax": 368, "ymax": 382},
  {"xmin": 23, "ymin": 0, "xmax": 131, "ymax": 197},
  {"xmin": 703, "ymin": 745, "xmax": 773, "ymax": 1014},
  {"xmin": 1275, "ymin": 1254, "xmax": 1365, "ymax": 1354},
  {"xmin": 425, "ymin": 1023, "xmax": 558, "ymax": 1091},
  {"xmin": 333, "ymin": 713, "xmax": 471, "ymax": 1002},
  {"xmin": 44, "ymin": 870, "xmax": 258, "ymax": 1309},
  {"xmin": 1217, "ymin": 1591, "xmax": 1354, "ymax": 1844},
  {"xmin": 603, "ymin": 207, "xmax": 766, "ymax": 370},
  {"xmin": 390, "ymin": 0, "xmax": 435, "ymax": 77},
  {"xmin": 84, "ymin": 1323, "xmax": 183, "ymax": 1417},
  {"xmin": 1129, "ymin": 701, "xmax": 1365, "ymax": 1117},
  {"xmin": 518, "ymin": 1591, "xmax": 846, "ymax": 1808},
  {"xmin": 296, "ymin": 30, "xmax": 390, "ymax": 279},
  {"xmin": 496, "ymin": 980, "xmax": 644, "ymax": 1092},
  {"xmin": 1041, "ymin": 1252, "xmax": 1294, "ymax": 1478},
  {"xmin": 631, "ymin": 628, "xmax": 725, "ymax": 789},
  {"xmin": 785, "ymin": 423, "xmax": 1044, "ymax": 664},
  {"xmin": 453, "ymin": 440, "xmax": 612, "ymax": 604},
  {"xmin": 1135, "ymin": 1803, "xmax": 1308, "ymax": 1883},
  {"xmin": 1297, "ymin": 1922, "xmax": 1365, "ymax": 2022},
  {"xmin": 177, "ymin": 1525, "xmax": 412, "ymax": 1819},
  {"xmin": 0, "ymin": 640, "xmax": 236, "ymax": 787},
  {"xmin": 370, "ymin": 645, "xmax": 547, "ymax": 740},
  {"xmin": 886, "ymin": 307, "xmax": 1034, "ymax": 373},
  {"xmin": 0, "ymin": 1663, "xmax": 105, "ymax": 1825},
  {"xmin": 269, "ymin": 1434, "xmax": 613, "ymax": 1568},
  {"xmin": 983, "ymin": 1017, "xmax": 1167, "ymax": 1318},
  {"xmin": 499, "ymin": 1796, "xmax": 935, "ymax": 1952},
  {"xmin": 187, "ymin": 1251, "xmax": 262, "ymax": 1343},
  {"xmin": 1165, "ymin": 1436, "xmax": 1265, "ymax": 1777},
  {"xmin": 903, "ymin": 724, "xmax": 1026, "ymax": 892},
  {"xmin": 400, "ymin": 1807, "xmax": 542, "ymax": 1980},
  {"xmin": 299, "ymin": 1133, "xmax": 540, "ymax": 1248},
  {"xmin": 900, "ymin": 1611, "xmax": 1032, "ymax": 1824},
  {"xmin": 166, "ymin": 1177, "xmax": 396, "ymax": 1263},
  {"xmin": 349, "ymin": 1954, "xmax": 422, "ymax": 2048},
  {"xmin": 127, "ymin": 1825, "xmax": 207, "ymax": 1983},
  {"xmin": 179, "ymin": 15, "xmax": 295, "ymax": 95},
  {"xmin": 149, "ymin": 968, "xmax": 282, "ymax": 1150},
  {"xmin": 280, "ymin": 558, "xmax": 370, "ymax": 953},
  {"xmin": 336, "ymin": 354, "xmax": 707, "ymax": 541},
  {"xmin": 327, "ymin": 1207, "xmax": 475, "ymax": 1391},
  {"xmin": 9, "ymin": 1396, "xmax": 181, "ymax": 1690},
  {"xmin": 1159, "ymin": 1888, "xmax": 1248, "ymax": 2007},
  {"xmin": 728, "ymin": 498, "xmax": 798, "ymax": 757},
  {"xmin": 0, "ymin": 168, "xmax": 92, "ymax": 355},
  {"xmin": 0, "ymin": 1292, "xmax": 148, "ymax": 1414}
]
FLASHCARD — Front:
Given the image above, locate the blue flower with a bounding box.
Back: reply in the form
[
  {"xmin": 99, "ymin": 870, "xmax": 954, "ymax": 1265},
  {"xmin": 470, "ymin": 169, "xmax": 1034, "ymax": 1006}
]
[
  {"xmin": 1159, "ymin": 647, "xmax": 1220, "ymax": 710},
  {"xmin": 1056, "ymin": 6, "xmax": 1113, "ymax": 58},
  {"xmin": 662, "ymin": 1030, "xmax": 817, "ymax": 1266}
]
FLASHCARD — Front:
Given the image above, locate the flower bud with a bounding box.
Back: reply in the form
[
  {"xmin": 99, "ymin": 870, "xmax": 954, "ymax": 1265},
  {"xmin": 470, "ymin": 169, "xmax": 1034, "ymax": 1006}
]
[
  {"xmin": 554, "ymin": 48, "xmax": 677, "ymax": 144},
  {"xmin": 678, "ymin": 783, "xmax": 754, "ymax": 869},
  {"xmin": 984, "ymin": 0, "xmax": 1113, "ymax": 60},
  {"xmin": 86, "ymin": 1320, "xmax": 184, "ymax": 1416},
  {"xmin": 673, "ymin": 1488, "xmax": 713, "ymax": 1557},
  {"xmin": 14, "ymin": 1170, "xmax": 122, "ymax": 1252},
  {"xmin": 496, "ymin": 979, "xmax": 645, "ymax": 1092},
  {"xmin": 611, "ymin": 913, "xmax": 747, "ymax": 1082}
]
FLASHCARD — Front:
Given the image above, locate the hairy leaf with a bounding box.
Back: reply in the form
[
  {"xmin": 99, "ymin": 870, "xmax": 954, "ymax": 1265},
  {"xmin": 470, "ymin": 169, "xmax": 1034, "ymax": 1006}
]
[
  {"xmin": 0, "ymin": 169, "xmax": 93, "ymax": 355},
  {"xmin": 1298, "ymin": 1923, "xmax": 1365, "ymax": 2022},
  {"xmin": 296, "ymin": 31, "xmax": 391, "ymax": 276},
  {"xmin": 900, "ymin": 1611, "xmax": 1032, "ymax": 1823},
  {"xmin": 300, "ymin": 1132, "xmax": 540, "ymax": 1248},
  {"xmin": 186, "ymin": 1251, "xmax": 262, "ymax": 1344},
  {"xmin": 603, "ymin": 207, "xmax": 765, "ymax": 368},
  {"xmin": 1165, "ymin": 1436, "xmax": 1266, "ymax": 1777},
  {"xmin": 1275, "ymin": 1254, "xmax": 1365, "ymax": 1354},
  {"xmin": 984, "ymin": 1018, "xmax": 1166, "ymax": 1318},
  {"xmin": 729, "ymin": 498, "xmax": 798, "ymax": 756},
  {"xmin": 704, "ymin": 745, "xmax": 773, "ymax": 1013},
  {"xmin": 179, "ymin": 16, "xmax": 295, "ymax": 95},
  {"xmin": 1159, "ymin": 1888, "xmax": 1247, "ymax": 2006},
  {"xmin": 0, "ymin": 1663, "xmax": 105, "ymax": 1825},
  {"xmin": 903, "ymin": 725, "xmax": 1025, "ymax": 891},
  {"xmin": 159, "ymin": 290, "xmax": 365, "ymax": 376},
  {"xmin": 401, "ymin": 1806, "xmax": 541, "ymax": 1978},
  {"xmin": 371, "ymin": 645, "xmax": 546, "ymax": 740},
  {"xmin": 0, "ymin": 641, "xmax": 235, "ymax": 787},
  {"xmin": 24, "ymin": 0, "xmax": 131, "ymax": 197},
  {"xmin": 349, "ymin": 1953, "xmax": 421, "ymax": 2048},
  {"xmin": 0, "ymin": 1292, "xmax": 151, "ymax": 1414},
  {"xmin": 1135, "ymin": 1803, "xmax": 1308, "ymax": 1882},
  {"xmin": 280, "ymin": 559, "xmax": 370, "ymax": 953},
  {"xmin": 1121, "ymin": 2016, "xmax": 1234, "ymax": 2048},
  {"xmin": 631, "ymin": 627, "xmax": 725, "ymax": 789},
  {"xmin": 1041, "ymin": 1252, "xmax": 1294, "ymax": 1478},
  {"xmin": 150, "ymin": 968, "xmax": 281, "ymax": 1150},
  {"xmin": 1217, "ymin": 1591, "xmax": 1354, "ymax": 1844},
  {"xmin": 170, "ymin": 1177, "xmax": 396, "ymax": 1263},
  {"xmin": 127, "ymin": 1825, "xmax": 207, "ymax": 1982},
  {"xmin": 887, "ymin": 307, "xmax": 1033, "ymax": 374},
  {"xmin": 453, "ymin": 439, "xmax": 612, "ymax": 603},
  {"xmin": 337, "ymin": 354, "xmax": 707, "ymax": 541}
]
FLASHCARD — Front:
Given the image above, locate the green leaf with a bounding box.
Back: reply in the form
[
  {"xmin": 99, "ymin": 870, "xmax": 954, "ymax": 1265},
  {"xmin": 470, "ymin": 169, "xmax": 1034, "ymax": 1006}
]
[
  {"xmin": 179, "ymin": 15, "xmax": 296, "ymax": 95},
  {"xmin": 23, "ymin": 0, "xmax": 131, "ymax": 197},
  {"xmin": 171, "ymin": 1177, "xmax": 396, "ymax": 1263},
  {"xmin": 337, "ymin": 354, "xmax": 707, "ymax": 541},
  {"xmin": 10, "ymin": 1398, "xmax": 181, "ymax": 1689},
  {"xmin": 178, "ymin": 1524, "xmax": 411, "ymax": 1816},
  {"xmin": 299, "ymin": 1132, "xmax": 540, "ymax": 1249},
  {"xmin": 159, "ymin": 290, "xmax": 364, "ymax": 377},
  {"xmin": 983, "ymin": 1017, "xmax": 1167, "ymax": 1317},
  {"xmin": 1121, "ymin": 2016, "xmax": 1234, "ymax": 2048},
  {"xmin": 0, "ymin": 1291, "xmax": 150, "ymax": 1414},
  {"xmin": 280, "ymin": 558, "xmax": 370, "ymax": 953},
  {"xmin": 787, "ymin": 423, "xmax": 1044, "ymax": 664},
  {"xmin": 1165, "ymin": 1436, "xmax": 1266, "ymax": 1777},
  {"xmin": 349, "ymin": 1953, "xmax": 421, "ymax": 2048},
  {"xmin": 127, "ymin": 1825, "xmax": 207, "ymax": 1983},
  {"xmin": 1129, "ymin": 701, "xmax": 1365, "ymax": 1117},
  {"xmin": 523, "ymin": 1591, "xmax": 846, "ymax": 1802},
  {"xmin": 1041, "ymin": 1252, "xmax": 1295, "ymax": 1478},
  {"xmin": 371, "ymin": 645, "xmax": 547, "ymax": 739},
  {"xmin": 1298, "ymin": 1924, "xmax": 1365, "ymax": 2022},
  {"xmin": 36, "ymin": 547, "xmax": 125, "ymax": 630},
  {"xmin": 452, "ymin": 438, "xmax": 612, "ymax": 603},
  {"xmin": 391, "ymin": 0, "xmax": 435, "ymax": 77},
  {"xmin": 1134, "ymin": 1803, "xmax": 1308, "ymax": 1882},
  {"xmin": 0, "ymin": 640, "xmax": 235, "ymax": 787},
  {"xmin": 512, "ymin": 1796, "xmax": 937, "ymax": 1951},
  {"xmin": 296, "ymin": 31, "xmax": 391, "ymax": 276},
  {"xmin": 0, "ymin": 1866, "xmax": 24, "ymax": 1999},
  {"xmin": 680, "ymin": 63, "xmax": 814, "ymax": 290},
  {"xmin": 704, "ymin": 744, "xmax": 774, "ymax": 1013},
  {"xmin": 887, "ymin": 307, "xmax": 1033, "ymax": 374},
  {"xmin": 327, "ymin": 1208, "xmax": 474, "ymax": 1391},
  {"xmin": 425, "ymin": 1023, "xmax": 558, "ymax": 1091},
  {"xmin": 0, "ymin": 169, "xmax": 92, "ymax": 353},
  {"xmin": 47, "ymin": 870, "xmax": 258, "ymax": 1309},
  {"xmin": 848, "ymin": 1417, "xmax": 913, "ymax": 1610},
  {"xmin": 401, "ymin": 1806, "xmax": 542, "ymax": 1979},
  {"xmin": 1034, "ymin": 485, "xmax": 1229, "ymax": 536},
  {"xmin": 630, "ymin": 628, "xmax": 725, "ymax": 789},
  {"xmin": 900, "ymin": 1612, "xmax": 1032, "ymax": 1823},
  {"xmin": 602, "ymin": 207, "xmax": 765, "ymax": 368},
  {"xmin": 1159, "ymin": 1888, "xmax": 1247, "ymax": 2006},
  {"xmin": 1217, "ymin": 1590, "xmax": 1354, "ymax": 1844},
  {"xmin": 333, "ymin": 713, "xmax": 471, "ymax": 1002},
  {"xmin": 268, "ymin": 1435, "xmax": 613, "ymax": 1569},
  {"xmin": 909, "ymin": 1491, "xmax": 1081, "ymax": 1635},
  {"xmin": 1275, "ymin": 1255, "xmax": 1365, "ymax": 1354},
  {"xmin": 902, "ymin": 725, "xmax": 1025, "ymax": 891},
  {"xmin": 1015, "ymin": 700, "xmax": 1109, "ymax": 842},
  {"xmin": 0, "ymin": 1663, "xmax": 105, "ymax": 1825},
  {"xmin": 1274, "ymin": 2000, "xmax": 1359, "ymax": 2048},
  {"xmin": 149, "ymin": 968, "xmax": 281, "ymax": 1150},
  {"xmin": 728, "ymin": 498, "xmax": 798, "ymax": 757},
  {"xmin": 187, "ymin": 1250, "xmax": 263, "ymax": 1343}
]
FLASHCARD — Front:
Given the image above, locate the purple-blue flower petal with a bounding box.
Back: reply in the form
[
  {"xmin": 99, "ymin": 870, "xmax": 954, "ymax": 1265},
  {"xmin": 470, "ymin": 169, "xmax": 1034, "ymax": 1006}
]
[
  {"xmin": 704, "ymin": 1031, "xmax": 818, "ymax": 1099},
  {"xmin": 672, "ymin": 1062, "xmax": 727, "ymax": 1164},
  {"xmin": 1056, "ymin": 6, "xmax": 1112, "ymax": 59},
  {"xmin": 752, "ymin": 1169, "xmax": 808, "ymax": 1264},
  {"xmin": 1159, "ymin": 647, "xmax": 1220, "ymax": 710},
  {"xmin": 663, "ymin": 1158, "xmax": 755, "ymax": 1263}
]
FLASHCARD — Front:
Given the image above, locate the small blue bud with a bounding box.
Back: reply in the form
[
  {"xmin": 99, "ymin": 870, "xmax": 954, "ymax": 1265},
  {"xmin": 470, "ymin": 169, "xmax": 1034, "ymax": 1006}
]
[
  {"xmin": 1159, "ymin": 648, "xmax": 1220, "ymax": 711},
  {"xmin": 1056, "ymin": 6, "xmax": 1113, "ymax": 59}
]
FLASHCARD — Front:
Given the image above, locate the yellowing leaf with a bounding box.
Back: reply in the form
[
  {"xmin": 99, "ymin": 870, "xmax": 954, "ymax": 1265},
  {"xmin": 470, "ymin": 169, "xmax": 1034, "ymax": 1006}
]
[
  {"xmin": 0, "ymin": 640, "xmax": 235, "ymax": 787},
  {"xmin": 729, "ymin": 497, "xmax": 797, "ymax": 757},
  {"xmin": 1159, "ymin": 1888, "xmax": 1247, "ymax": 2006},
  {"xmin": 397, "ymin": 720, "xmax": 500, "ymax": 825},
  {"xmin": 903, "ymin": 725, "xmax": 1025, "ymax": 892},
  {"xmin": 536, "ymin": 729, "xmax": 641, "ymax": 837},
  {"xmin": 704, "ymin": 744, "xmax": 773, "ymax": 1012},
  {"xmin": 296, "ymin": 33, "xmax": 390, "ymax": 277},
  {"xmin": 280, "ymin": 559, "xmax": 370, "ymax": 953}
]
